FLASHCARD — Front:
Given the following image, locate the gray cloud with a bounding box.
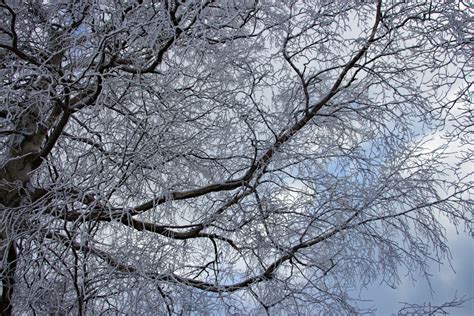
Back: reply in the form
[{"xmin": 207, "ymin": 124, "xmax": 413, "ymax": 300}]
[{"xmin": 357, "ymin": 229, "xmax": 473, "ymax": 315}]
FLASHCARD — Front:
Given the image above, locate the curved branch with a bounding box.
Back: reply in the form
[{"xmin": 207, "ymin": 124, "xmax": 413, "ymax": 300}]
[{"xmin": 129, "ymin": 0, "xmax": 383, "ymax": 215}]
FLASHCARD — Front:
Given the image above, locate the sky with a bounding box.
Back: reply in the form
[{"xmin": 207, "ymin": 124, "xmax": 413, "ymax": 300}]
[
  {"xmin": 356, "ymin": 98, "xmax": 473, "ymax": 314},
  {"xmin": 359, "ymin": 228, "xmax": 473, "ymax": 315}
]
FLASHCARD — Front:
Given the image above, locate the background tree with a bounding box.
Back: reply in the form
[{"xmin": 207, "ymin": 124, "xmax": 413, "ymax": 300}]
[{"xmin": 0, "ymin": 0, "xmax": 472, "ymax": 314}]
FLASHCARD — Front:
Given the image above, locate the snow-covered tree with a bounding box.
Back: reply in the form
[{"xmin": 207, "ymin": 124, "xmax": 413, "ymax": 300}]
[{"xmin": 0, "ymin": 0, "xmax": 472, "ymax": 314}]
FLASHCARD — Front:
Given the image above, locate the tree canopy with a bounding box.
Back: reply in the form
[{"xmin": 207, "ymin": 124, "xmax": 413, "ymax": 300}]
[{"xmin": 0, "ymin": 0, "xmax": 472, "ymax": 314}]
